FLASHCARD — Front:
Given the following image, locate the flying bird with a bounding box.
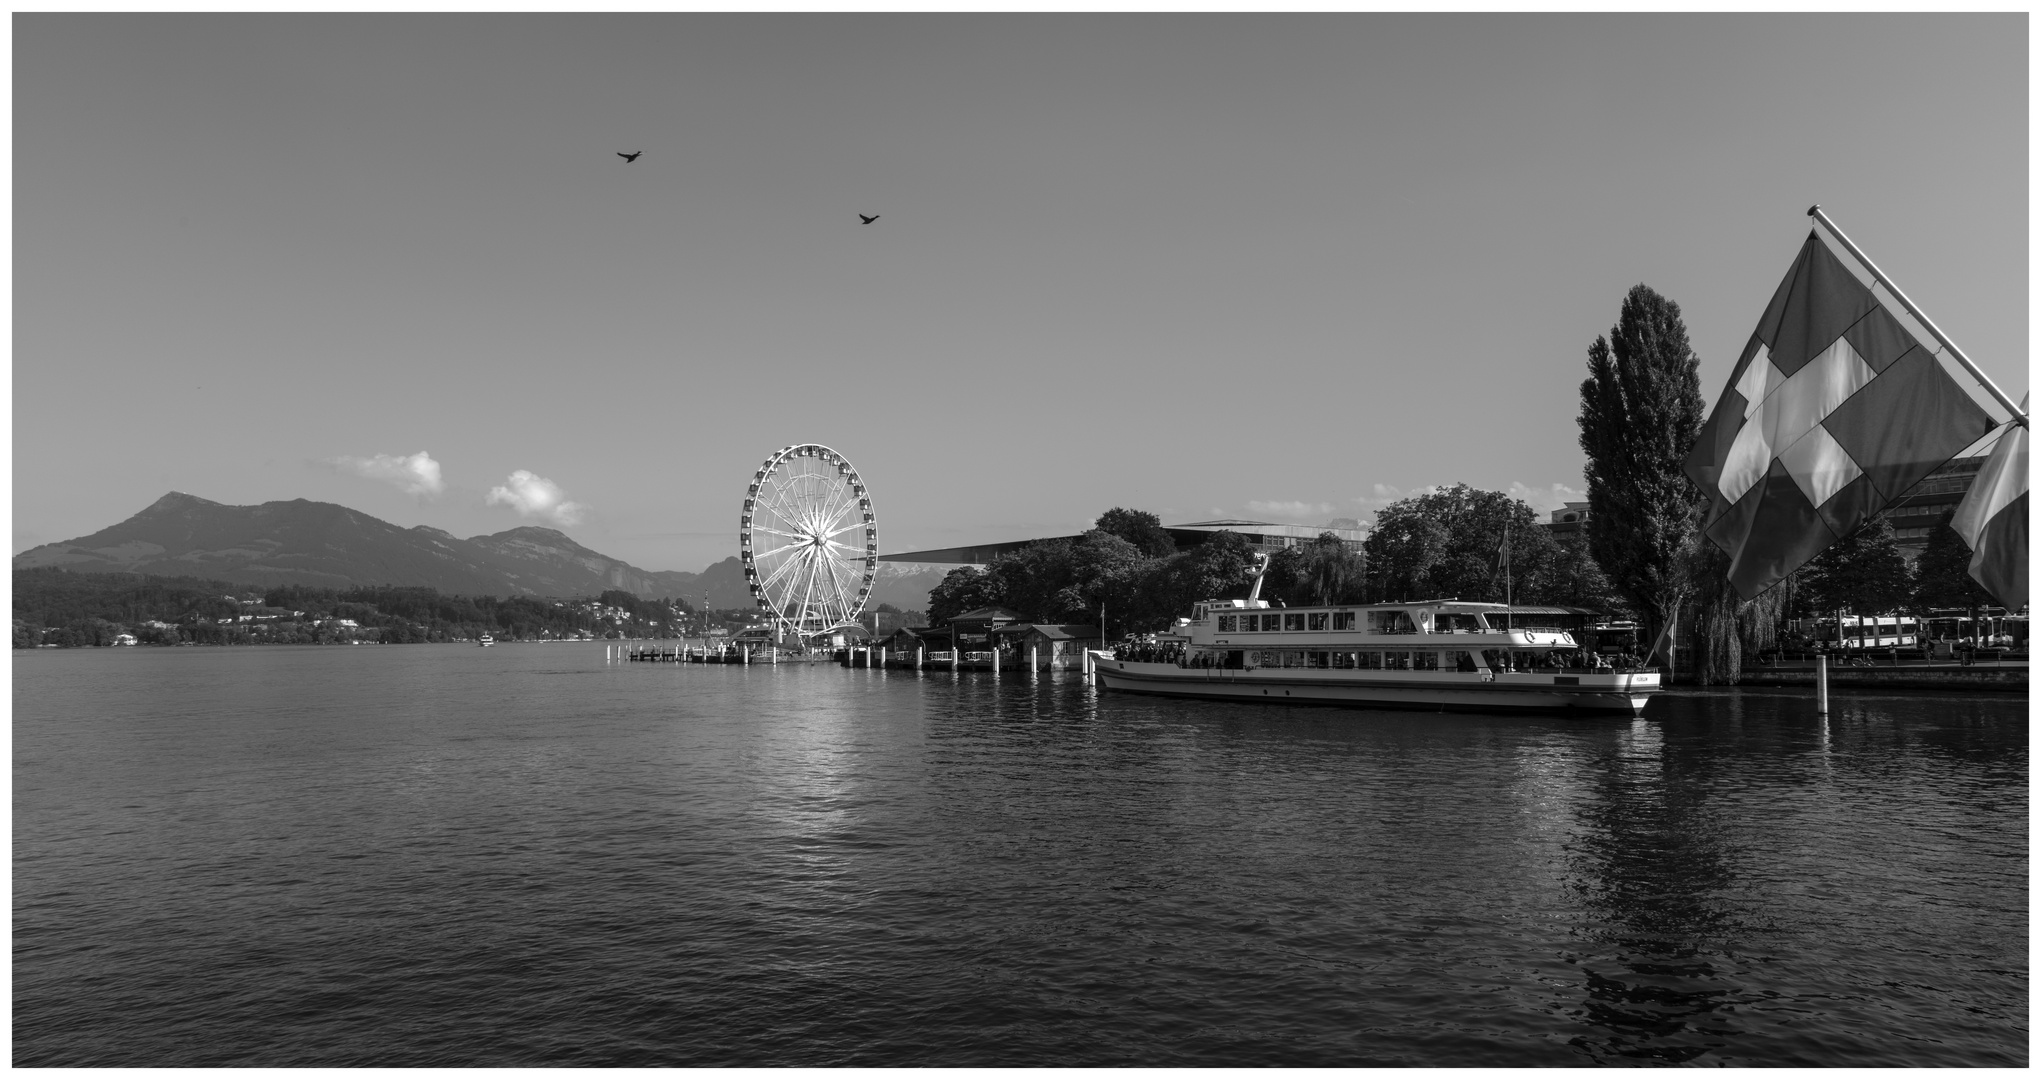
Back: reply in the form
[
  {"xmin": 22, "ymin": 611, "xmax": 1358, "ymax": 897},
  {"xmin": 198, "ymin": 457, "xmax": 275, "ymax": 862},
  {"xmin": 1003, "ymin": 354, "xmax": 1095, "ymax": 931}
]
[
  {"xmin": 618, "ymin": 151, "xmax": 642, "ymax": 163},
  {"xmin": 859, "ymin": 214, "xmax": 879, "ymax": 224}
]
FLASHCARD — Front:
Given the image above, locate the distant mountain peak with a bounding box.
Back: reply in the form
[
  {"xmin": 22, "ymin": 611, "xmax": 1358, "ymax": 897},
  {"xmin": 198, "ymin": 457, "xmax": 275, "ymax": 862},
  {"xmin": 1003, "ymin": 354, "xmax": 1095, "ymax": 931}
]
[
  {"xmin": 488, "ymin": 525, "xmax": 575, "ymax": 543},
  {"xmin": 144, "ymin": 491, "xmax": 223, "ymax": 512}
]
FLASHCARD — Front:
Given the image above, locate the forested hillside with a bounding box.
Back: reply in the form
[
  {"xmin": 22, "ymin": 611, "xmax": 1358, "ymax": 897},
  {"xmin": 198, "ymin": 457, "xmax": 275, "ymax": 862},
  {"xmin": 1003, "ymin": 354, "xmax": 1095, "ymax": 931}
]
[{"xmin": 12, "ymin": 568, "xmax": 752, "ymax": 647}]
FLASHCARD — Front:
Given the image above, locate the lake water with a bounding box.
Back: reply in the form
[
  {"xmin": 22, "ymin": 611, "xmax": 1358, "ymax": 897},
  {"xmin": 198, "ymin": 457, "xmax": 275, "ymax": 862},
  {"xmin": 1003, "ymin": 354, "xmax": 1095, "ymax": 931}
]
[{"xmin": 13, "ymin": 644, "xmax": 2027, "ymax": 1066}]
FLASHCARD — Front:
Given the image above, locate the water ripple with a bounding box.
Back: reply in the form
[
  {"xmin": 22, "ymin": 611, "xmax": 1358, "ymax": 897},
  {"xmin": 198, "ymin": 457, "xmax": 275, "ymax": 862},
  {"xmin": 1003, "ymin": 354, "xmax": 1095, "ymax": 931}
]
[{"xmin": 13, "ymin": 648, "xmax": 2027, "ymax": 1066}]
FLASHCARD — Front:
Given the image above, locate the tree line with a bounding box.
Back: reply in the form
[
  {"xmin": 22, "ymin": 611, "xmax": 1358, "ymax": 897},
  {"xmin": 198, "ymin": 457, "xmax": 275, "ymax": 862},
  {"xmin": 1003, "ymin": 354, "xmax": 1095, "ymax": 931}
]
[
  {"xmin": 922, "ymin": 499, "xmax": 1626, "ymax": 638},
  {"xmin": 13, "ymin": 568, "xmax": 703, "ymax": 647},
  {"xmin": 924, "ymin": 283, "xmax": 2004, "ymax": 687}
]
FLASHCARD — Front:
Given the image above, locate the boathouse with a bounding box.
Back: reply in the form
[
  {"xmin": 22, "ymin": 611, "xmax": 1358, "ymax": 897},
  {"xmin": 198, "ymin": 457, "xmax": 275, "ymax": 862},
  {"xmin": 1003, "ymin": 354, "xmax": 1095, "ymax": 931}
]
[
  {"xmin": 991, "ymin": 623, "xmax": 1102, "ymax": 670},
  {"xmin": 944, "ymin": 607, "xmax": 1028, "ymax": 653}
]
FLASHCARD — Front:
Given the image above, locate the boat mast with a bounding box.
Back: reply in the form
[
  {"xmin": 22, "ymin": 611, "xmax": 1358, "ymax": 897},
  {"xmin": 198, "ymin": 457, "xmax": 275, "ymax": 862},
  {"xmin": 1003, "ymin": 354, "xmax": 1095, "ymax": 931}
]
[{"xmin": 1501, "ymin": 520, "xmax": 1512, "ymax": 631}]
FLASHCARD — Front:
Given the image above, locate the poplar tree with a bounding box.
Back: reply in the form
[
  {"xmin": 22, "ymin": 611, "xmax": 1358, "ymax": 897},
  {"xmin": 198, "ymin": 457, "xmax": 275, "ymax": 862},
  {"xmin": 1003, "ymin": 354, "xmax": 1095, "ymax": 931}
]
[{"xmin": 1577, "ymin": 285, "xmax": 1705, "ymax": 660}]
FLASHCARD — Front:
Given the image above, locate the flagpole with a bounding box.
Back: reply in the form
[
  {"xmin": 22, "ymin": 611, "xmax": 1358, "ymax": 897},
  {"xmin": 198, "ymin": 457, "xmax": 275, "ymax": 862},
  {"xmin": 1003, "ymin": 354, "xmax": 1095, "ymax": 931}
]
[{"xmin": 1808, "ymin": 205, "xmax": 2027, "ymax": 427}]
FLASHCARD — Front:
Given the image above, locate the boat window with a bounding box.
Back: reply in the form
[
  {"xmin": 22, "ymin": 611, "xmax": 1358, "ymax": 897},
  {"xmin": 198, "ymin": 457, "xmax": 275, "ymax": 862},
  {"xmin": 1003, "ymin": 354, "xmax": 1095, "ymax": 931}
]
[
  {"xmin": 1369, "ymin": 610, "xmax": 1417, "ymax": 634},
  {"xmin": 1308, "ymin": 651, "xmax": 1329, "ymax": 668},
  {"xmin": 1415, "ymin": 652, "xmax": 1441, "ymax": 671},
  {"xmin": 1284, "ymin": 613, "xmax": 1305, "ymax": 632},
  {"xmin": 1383, "ymin": 650, "xmax": 1411, "ymax": 670},
  {"xmin": 1307, "ymin": 612, "xmax": 1328, "ymax": 631},
  {"xmin": 1194, "ymin": 605, "xmax": 1207, "ymax": 621},
  {"xmin": 1333, "ymin": 611, "xmax": 1355, "ymax": 631},
  {"xmin": 1217, "ymin": 615, "xmax": 1238, "ymax": 633},
  {"xmin": 1331, "ymin": 651, "xmax": 1354, "ymax": 669},
  {"xmin": 1283, "ymin": 650, "xmax": 1305, "ymax": 668},
  {"xmin": 1358, "ymin": 651, "xmax": 1382, "ymax": 670},
  {"xmin": 1435, "ymin": 613, "xmax": 1482, "ymax": 634}
]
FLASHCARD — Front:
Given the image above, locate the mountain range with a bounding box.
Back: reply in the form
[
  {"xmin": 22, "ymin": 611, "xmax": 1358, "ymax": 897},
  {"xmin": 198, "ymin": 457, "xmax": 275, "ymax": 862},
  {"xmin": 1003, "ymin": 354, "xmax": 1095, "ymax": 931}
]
[{"xmin": 14, "ymin": 492, "xmax": 949, "ymax": 610}]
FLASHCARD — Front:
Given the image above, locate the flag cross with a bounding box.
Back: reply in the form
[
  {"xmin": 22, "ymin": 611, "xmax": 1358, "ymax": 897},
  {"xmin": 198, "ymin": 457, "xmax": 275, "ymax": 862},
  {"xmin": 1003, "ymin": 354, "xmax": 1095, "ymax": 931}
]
[{"xmin": 1687, "ymin": 229, "xmax": 1998, "ymax": 599}]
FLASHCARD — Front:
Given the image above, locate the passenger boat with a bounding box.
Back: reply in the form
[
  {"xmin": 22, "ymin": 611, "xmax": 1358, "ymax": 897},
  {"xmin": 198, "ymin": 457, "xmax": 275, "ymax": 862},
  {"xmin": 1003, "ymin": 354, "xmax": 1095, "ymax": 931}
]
[
  {"xmin": 478, "ymin": 634, "xmax": 494, "ymax": 647},
  {"xmin": 1094, "ymin": 558, "xmax": 1659, "ymax": 715}
]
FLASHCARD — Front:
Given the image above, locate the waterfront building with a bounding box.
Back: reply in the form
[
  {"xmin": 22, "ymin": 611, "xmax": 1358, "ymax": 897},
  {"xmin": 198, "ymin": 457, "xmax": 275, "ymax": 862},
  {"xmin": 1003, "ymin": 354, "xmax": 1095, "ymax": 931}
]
[
  {"xmin": 1544, "ymin": 502, "xmax": 1591, "ymax": 536},
  {"xmin": 1885, "ymin": 454, "xmax": 1991, "ymax": 556},
  {"xmin": 990, "ymin": 623, "xmax": 1102, "ymax": 670}
]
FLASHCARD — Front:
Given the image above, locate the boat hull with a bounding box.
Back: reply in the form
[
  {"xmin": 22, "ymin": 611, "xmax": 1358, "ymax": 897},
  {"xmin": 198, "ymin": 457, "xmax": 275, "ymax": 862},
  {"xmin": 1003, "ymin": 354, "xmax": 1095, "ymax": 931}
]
[{"xmin": 1094, "ymin": 659, "xmax": 1657, "ymax": 715}]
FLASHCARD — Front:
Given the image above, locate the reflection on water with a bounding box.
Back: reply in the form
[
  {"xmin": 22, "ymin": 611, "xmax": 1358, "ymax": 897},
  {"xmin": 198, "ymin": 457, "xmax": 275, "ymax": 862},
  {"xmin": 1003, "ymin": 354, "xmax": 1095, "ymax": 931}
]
[
  {"xmin": 12, "ymin": 648, "xmax": 2027, "ymax": 1067},
  {"xmin": 1556, "ymin": 691, "xmax": 2026, "ymax": 1067}
]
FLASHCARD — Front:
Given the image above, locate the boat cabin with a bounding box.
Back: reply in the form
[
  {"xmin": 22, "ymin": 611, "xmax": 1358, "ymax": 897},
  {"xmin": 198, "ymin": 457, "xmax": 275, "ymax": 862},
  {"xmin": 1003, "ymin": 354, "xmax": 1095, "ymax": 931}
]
[{"xmin": 1176, "ymin": 598, "xmax": 1627, "ymax": 674}]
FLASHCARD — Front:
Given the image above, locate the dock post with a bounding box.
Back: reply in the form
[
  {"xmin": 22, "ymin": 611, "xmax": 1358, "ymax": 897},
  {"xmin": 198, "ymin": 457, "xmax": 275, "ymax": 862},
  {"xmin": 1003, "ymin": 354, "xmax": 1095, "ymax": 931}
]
[
  {"xmin": 992, "ymin": 646, "xmax": 1000, "ymax": 674},
  {"xmin": 1030, "ymin": 644, "xmax": 1039, "ymax": 676},
  {"xmin": 1816, "ymin": 654, "xmax": 1828, "ymax": 714},
  {"xmin": 916, "ymin": 645, "xmax": 923, "ymax": 671}
]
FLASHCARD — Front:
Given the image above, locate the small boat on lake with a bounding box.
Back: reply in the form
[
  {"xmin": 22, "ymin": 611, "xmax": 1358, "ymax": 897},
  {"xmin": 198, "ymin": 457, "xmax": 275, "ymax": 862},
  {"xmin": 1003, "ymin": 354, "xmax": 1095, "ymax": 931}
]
[
  {"xmin": 478, "ymin": 635, "xmax": 494, "ymax": 647},
  {"xmin": 1094, "ymin": 557, "xmax": 1659, "ymax": 715}
]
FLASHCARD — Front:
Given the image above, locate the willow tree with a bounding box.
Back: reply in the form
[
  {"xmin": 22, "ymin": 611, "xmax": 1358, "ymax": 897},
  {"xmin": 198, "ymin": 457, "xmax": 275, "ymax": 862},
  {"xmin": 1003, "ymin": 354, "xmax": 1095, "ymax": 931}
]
[{"xmin": 1578, "ymin": 285, "xmax": 1706, "ymax": 667}]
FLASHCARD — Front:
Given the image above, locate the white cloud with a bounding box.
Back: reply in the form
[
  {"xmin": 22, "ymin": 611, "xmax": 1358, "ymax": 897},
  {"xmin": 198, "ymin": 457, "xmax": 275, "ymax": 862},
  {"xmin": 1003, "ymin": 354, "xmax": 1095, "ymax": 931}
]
[
  {"xmin": 486, "ymin": 470, "xmax": 587, "ymax": 526},
  {"xmin": 1246, "ymin": 500, "xmax": 1337, "ymax": 523},
  {"xmin": 327, "ymin": 451, "xmax": 444, "ymax": 497},
  {"xmin": 1349, "ymin": 483, "xmax": 1434, "ymax": 525},
  {"xmin": 1508, "ymin": 481, "xmax": 1586, "ymax": 514}
]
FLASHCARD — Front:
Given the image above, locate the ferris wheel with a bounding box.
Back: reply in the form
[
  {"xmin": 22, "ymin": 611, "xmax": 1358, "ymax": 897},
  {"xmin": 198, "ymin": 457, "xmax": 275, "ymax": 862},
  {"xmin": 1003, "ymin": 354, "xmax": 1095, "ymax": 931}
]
[{"xmin": 740, "ymin": 444, "xmax": 877, "ymax": 640}]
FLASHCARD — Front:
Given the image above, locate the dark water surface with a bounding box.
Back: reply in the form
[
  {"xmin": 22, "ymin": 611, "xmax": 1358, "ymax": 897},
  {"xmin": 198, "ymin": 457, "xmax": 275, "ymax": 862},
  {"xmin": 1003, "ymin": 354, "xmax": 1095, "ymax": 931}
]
[{"xmin": 14, "ymin": 645, "xmax": 2027, "ymax": 1066}]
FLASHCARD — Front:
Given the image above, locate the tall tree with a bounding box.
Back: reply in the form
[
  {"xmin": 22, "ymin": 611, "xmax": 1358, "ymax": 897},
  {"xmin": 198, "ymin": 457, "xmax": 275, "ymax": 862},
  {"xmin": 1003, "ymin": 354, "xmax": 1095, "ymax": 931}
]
[
  {"xmin": 1364, "ymin": 484, "xmax": 1561, "ymax": 604},
  {"xmin": 1094, "ymin": 508, "xmax": 1177, "ymax": 559},
  {"xmin": 926, "ymin": 567, "xmax": 1006, "ymax": 626},
  {"xmin": 1127, "ymin": 530, "xmax": 1259, "ymax": 631},
  {"xmin": 1546, "ymin": 530, "xmax": 1626, "ymax": 612},
  {"xmin": 1265, "ymin": 533, "xmax": 1369, "ymax": 608},
  {"xmin": 1578, "ymin": 284, "xmax": 1706, "ymax": 661}
]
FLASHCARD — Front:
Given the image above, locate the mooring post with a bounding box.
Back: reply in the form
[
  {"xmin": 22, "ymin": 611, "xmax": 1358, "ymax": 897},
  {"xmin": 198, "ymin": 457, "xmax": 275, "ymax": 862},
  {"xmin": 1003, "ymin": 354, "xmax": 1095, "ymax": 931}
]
[
  {"xmin": 915, "ymin": 644, "xmax": 924, "ymax": 671},
  {"xmin": 1030, "ymin": 643, "xmax": 1039, "ymax": 676},
  {"xmin": 1816, "ymin": 653, "xmax": 1829, "ymax": 714},
  {"xmin": 992, "ymin": 644, "xmax": 1000, "ymax": 674}
]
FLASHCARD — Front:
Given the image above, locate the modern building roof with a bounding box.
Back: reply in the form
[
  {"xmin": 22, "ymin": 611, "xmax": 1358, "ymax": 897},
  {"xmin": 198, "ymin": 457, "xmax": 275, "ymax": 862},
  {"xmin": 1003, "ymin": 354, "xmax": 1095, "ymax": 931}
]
[
  {"xmin": 991, "ymin": 623, "xmax": 1100, "ymax": 640},
  {"xmin": 879, "ymin": 519, "xmax": 1366, "ymax": 565}
]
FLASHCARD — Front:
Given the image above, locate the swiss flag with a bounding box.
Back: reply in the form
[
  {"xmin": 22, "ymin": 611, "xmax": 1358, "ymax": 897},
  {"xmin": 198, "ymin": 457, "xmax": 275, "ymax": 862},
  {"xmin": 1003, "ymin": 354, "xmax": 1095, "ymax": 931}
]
[
  {"xmin": 1686, "ymin": 233, "xmax": 1995, "ymax": 599},
  {"xmin": 1950, "ymin": 396, "xmax": 2027, "ymax": 609}
]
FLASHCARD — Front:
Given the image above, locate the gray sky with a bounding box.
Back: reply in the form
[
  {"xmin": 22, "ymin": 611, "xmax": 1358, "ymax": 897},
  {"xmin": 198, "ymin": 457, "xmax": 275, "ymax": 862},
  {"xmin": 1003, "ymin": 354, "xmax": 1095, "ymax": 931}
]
[{"xmin": 15, "ymin": 14, "xmax": 2027, "ymax": 573}]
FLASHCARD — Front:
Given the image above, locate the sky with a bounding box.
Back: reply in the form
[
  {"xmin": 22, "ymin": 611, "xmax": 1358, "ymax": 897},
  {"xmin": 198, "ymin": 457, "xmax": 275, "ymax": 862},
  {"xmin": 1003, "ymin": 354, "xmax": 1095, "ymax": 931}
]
[{"xmin": 14, "ymin": 14, "xmax": 2029, "ymax": 574}]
